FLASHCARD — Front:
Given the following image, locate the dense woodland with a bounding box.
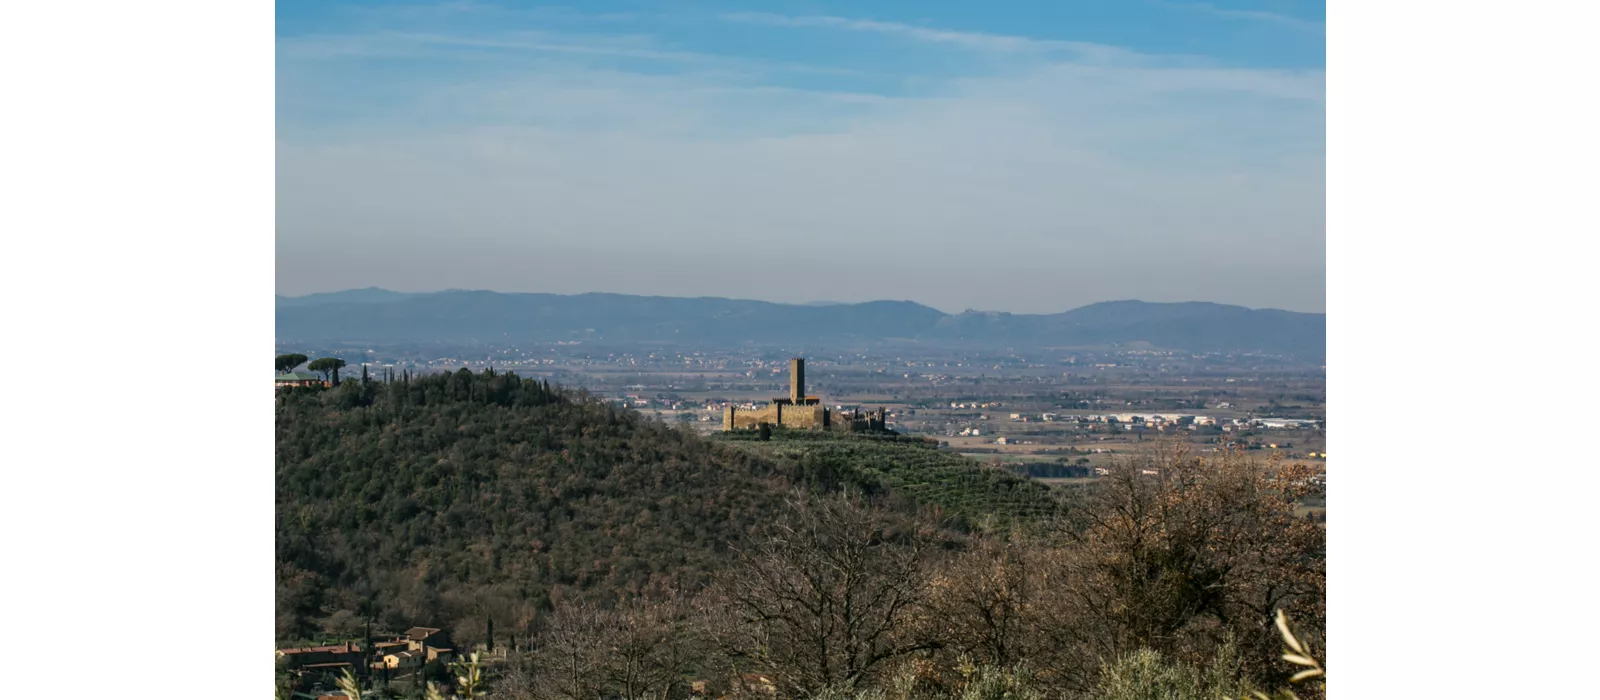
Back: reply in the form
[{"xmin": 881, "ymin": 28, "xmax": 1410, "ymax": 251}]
[
  {"xmin": 277, "ymin": 370, "xmax": 1324, "ymax": 699},
  {"xmin": 280, "ymin": 369, "xmax": 804, "ymax": 642}
]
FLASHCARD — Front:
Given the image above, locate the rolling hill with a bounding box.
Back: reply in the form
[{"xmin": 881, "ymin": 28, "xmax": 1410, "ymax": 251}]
[
  {"xmin": 275, "ymin": 370, "xmax": 1057, "ymax": 644},
  {"xmin": 275, "ymin": 289, "xmax": 1325, "ymax": 359}
]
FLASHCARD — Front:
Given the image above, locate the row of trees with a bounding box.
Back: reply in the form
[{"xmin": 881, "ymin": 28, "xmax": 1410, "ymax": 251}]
[{"xmin": 276, "ymin": 352, "xmax": 347, "ymax": 384}]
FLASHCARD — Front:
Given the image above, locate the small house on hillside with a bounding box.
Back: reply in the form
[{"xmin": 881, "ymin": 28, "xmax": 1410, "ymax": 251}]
[
  {"xmin": 300, "ymin": 662, "xmax": 353, "ymax": 677},
  {"xmin": 373, "ymin": 640, "xmax": 408, "ymax": 658},
  {"xmin": 276, "ymin": 642, "xmax": 364, "ymax": 668},
  {"xmin": 275, "ymin": 371, "xmax": 327, "ymax": 388},
  {"xmin": 404, "ymin": 627, "xmax": 449, "ymax": 652},
  {"xmin": 383, "ymin": 651, "xmax": 422, "ymax": 669}
]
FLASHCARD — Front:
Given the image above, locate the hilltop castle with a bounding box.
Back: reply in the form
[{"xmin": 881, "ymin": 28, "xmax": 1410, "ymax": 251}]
[{"xmin": 723, "ymin": 358, "xmax": 887, "ymax": 432}]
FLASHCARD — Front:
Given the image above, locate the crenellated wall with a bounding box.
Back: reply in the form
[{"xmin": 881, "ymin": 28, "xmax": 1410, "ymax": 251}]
[
  {"xmin": 723, "ymin": 402, "xmax": 829, "ymax": 431},
  {"xmin": 835, "ymin": 407, "xmax": 888, "ymax": 433}
]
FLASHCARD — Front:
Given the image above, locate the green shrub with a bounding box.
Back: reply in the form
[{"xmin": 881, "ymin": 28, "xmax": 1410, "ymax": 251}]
[{"xmin": 1093, "ymin": 643, "xmax": 1250, "ymax": 700}]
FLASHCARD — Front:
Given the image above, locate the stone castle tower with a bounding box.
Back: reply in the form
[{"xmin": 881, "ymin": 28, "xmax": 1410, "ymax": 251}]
[
  {"xmin": 723, "ymin": 357, "xmax": 824, "ymax": 430},
  {"xmin": 722, "ymin": 358, "xmax": 889, "ymax": 434},
  {"xmin": 790, "ymin": 357, "xmax": 805, "ymax": 405}
]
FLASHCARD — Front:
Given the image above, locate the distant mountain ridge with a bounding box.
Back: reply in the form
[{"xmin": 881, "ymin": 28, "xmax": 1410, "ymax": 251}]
[
  {"xmin": 276, "ymin": 289, "xmax": 1325, "ymax": 359},
  {"xmin": 274, "ymin": 287, "xmax": 417, "ymax": 307}
]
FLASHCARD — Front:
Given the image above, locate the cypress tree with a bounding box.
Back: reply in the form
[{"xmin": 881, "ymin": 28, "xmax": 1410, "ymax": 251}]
[{"xmin": 486, "ymin": 617, "xmax": 494, "ymax": 653}]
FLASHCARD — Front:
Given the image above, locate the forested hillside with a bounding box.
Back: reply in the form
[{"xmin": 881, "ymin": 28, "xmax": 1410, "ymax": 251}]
[
  {"xmin": 275, "ymin": 370, "xmax": 1055, "ymax": 645},
  {"xmin": 278, "ymin": 371, "xmax": 1323, "ymax": 700}
]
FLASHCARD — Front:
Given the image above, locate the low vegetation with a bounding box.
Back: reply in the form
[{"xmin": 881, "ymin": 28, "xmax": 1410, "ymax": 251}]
[{"xmin": 716, "ymin": 429, "xmax": 1061, "ymax": 531}]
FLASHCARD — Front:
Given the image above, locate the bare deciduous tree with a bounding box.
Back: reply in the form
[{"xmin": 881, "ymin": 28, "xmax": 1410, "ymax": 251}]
[
  {"xmin": 1058, "ymin": 445, "xmax": 1325, "ymax": 687},
  {"xmin": 524, "ymin": 596, "xmax": 702, "ymax": 700},
  {"xmin": 922, "ymin": 535, "xmax": 1037, "ymax": 670},
  {"xmin": 713, "ymin": 493, "xmax": 942, "ymax": 695}
]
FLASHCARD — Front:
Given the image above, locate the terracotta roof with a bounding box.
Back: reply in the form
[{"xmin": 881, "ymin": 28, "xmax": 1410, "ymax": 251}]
[
  {"xmin": 279, "ymin": 643, "xmax": 361, "ymax": 655},
  {"xmin": 404, "ymin": 627, "xmax": 442, "ymax": 639}
]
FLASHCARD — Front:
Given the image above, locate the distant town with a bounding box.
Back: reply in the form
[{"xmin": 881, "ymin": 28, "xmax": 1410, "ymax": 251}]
[{"xmin": 276, "ymin": 343, "xmax": 1325, "ymax": 497}]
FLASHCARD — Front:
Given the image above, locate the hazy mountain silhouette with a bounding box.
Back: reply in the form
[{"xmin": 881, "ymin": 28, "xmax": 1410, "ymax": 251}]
[
  {"xmin": 276, "ymin": 289, "xmax": 1324, "ymax": 359},
  {"xmin": 273, "ymin": 287, "xmax": 416, "ymax": 308}
]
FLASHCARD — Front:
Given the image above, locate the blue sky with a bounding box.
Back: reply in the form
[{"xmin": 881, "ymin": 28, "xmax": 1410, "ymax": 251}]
[{"xmin": 276, "ymin": 0, "xmax": 1324, "ymax": 313}]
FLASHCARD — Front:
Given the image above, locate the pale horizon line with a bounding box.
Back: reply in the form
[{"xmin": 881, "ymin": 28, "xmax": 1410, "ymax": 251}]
[{"xmin": 274, "ymin": 286, "xmax": 1326, "ymax": 316}]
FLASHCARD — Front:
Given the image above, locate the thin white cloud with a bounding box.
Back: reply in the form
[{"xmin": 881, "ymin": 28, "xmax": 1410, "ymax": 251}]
[
  {"xmin": 1153, "ymin": 1, "xmax": 1325, "ymax": 33},
  {"xmin": 719, "ymin": 12, "xmax": 1137, "ymax": 62},
  {"xmin": 277, "ymin": 29, "xmax": 890, "ymax": 83},
  {"xmin": 339, "ymin": 2, "xmax": 642, "ymax": 23},
  {"xmin": 380, "ymin": 30, "xmax": 712, "ymax": 62}
]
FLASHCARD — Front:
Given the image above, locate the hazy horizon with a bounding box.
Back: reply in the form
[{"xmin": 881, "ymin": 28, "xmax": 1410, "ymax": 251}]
[
  {"xmin": 275, "ymin": 284, "xmax": 1324, "ymax": 316},
  {"xmin": 277, "ymin": 1, "xmax": 1325, "ymax": 314}
]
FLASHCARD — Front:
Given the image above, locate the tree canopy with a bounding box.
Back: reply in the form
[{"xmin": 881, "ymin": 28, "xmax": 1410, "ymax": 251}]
[
  {"xmin": 275, "ymin": 353, "xmax": 309, "ymax": 374},
  {"xmin": 306, "ymin": 357, "xmax": 346, "ymax": 383}
]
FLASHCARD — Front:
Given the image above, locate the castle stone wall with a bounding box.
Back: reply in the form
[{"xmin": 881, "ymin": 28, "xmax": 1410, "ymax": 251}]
[
  {"xmin": 721, "ymin": 358, "xmax": 853, "ymax": 432},
  {"xmin": 724, "ymin": 403, "xmax": 828, "ymax": 431}
]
